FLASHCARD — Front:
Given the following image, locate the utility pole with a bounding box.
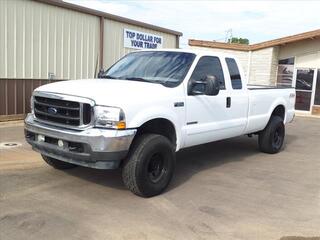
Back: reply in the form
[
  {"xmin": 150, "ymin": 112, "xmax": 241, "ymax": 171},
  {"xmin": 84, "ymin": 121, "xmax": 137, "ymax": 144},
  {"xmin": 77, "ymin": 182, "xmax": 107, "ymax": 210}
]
[{"xmin": 225, "ymin": 29, "xmax": 233, "ymax": 43}]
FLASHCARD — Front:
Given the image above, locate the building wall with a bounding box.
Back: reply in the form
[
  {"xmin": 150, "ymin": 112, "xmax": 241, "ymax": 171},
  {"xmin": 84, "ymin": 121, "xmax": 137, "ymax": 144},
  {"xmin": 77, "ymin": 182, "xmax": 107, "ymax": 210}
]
[
  {"xmin": 103, "ymin": 18, "xmax": 178, "ymax": 68},
  {"xmin": 249, "ymin": 47, "xmax": 278, "ymax": 85},
  {"xmin": 279, "ymin": 38, "xmax": 320, "ymax": 62},
  {"xmin": 0, "ymin": 0, "xmax": 101, "ymax": 80},
  {"xmin": 278, "ymin": 39, "xmax": 320, "ymax": 115},
  {"xmin": 270, "ymin": 46, "xmax": 280, "ymax": 85},
  {"xmin": 279, "ymin": 39, "xmax": 320, "ymax": 69}
]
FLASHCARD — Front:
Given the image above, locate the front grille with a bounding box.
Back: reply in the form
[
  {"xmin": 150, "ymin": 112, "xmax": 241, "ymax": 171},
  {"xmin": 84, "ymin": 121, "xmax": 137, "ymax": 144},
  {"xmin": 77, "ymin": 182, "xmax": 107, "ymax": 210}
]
[{"xmin": 34, "ymin": 96, "xmax": 91, "ymax": 127}]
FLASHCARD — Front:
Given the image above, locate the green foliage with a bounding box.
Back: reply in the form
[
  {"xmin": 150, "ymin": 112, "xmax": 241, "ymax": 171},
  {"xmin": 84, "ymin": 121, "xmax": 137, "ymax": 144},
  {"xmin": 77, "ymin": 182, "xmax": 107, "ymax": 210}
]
[{"xmin": 228, "ymin": 37, "xmax": 249, "ymax": 45}]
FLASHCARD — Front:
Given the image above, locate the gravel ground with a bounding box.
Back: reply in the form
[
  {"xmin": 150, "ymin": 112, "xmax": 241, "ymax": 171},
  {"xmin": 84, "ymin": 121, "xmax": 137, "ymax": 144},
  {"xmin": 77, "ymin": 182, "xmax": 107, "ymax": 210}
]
[{"xmin": 0, "ymin": 117, "xmax": 319, "ymax": 240}]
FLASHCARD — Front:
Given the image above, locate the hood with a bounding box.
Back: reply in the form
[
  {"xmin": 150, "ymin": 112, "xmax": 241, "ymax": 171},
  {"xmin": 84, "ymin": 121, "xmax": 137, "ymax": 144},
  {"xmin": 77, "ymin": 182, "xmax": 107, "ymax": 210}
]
[{"xmin": 34, "ymin": 79, "xmax": 179, "ymax": 107}]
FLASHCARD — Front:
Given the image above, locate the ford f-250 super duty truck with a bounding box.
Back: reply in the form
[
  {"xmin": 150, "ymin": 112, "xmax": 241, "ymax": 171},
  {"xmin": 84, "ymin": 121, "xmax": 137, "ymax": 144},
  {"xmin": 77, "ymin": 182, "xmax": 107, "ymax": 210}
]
[{"xmin": 25, "ymin": 49, "xmax": 295, "ymax": 197}]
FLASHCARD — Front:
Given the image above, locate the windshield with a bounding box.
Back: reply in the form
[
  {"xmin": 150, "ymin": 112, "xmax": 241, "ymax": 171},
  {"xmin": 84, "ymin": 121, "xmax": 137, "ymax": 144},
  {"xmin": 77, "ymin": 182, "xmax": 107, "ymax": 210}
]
[{"xmin": 101, "ymin": 51, "xmax": 196, "ymax": 87}]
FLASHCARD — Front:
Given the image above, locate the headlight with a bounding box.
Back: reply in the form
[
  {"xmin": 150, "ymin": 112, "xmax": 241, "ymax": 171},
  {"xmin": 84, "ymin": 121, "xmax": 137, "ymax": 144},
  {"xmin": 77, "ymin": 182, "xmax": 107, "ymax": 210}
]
[{"xmin": 94, "ymin": 106, "xmax": 126, "ymax": 129}]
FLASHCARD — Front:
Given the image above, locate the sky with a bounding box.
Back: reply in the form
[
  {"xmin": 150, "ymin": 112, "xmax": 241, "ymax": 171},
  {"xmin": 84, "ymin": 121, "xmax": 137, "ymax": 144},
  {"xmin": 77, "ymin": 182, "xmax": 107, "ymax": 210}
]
[{"xmin": 65, "ymin": 0, "xmax": 320, "ymax": 48}]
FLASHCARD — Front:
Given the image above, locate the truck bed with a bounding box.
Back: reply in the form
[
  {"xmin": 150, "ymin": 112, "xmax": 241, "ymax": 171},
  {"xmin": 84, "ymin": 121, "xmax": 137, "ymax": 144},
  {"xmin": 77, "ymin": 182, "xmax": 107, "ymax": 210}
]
[{"xmin": 244, "ymin": 85, "xmax": 296, "ymax": 134}]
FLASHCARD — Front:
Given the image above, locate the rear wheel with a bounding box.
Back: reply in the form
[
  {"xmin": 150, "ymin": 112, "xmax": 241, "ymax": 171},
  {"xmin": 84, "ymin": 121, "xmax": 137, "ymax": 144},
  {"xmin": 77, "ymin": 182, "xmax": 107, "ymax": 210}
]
[
  {"xmin": 42, "ymin": 155, "xmax": 78, "ymax": 169},
  {"xmin": 122, "ymin": 134, "xmax": 175, "ymax": 197},
  {"xmin": 258, "ymin": 116, "xmax": 285, "ymax": 154}
]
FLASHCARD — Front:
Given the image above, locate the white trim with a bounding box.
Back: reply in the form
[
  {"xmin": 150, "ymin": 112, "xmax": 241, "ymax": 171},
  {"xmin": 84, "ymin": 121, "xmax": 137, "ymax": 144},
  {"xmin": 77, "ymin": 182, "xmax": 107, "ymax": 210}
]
[
  {"xmin": 310, "ymin": 69, "xmax": 317, "ymax": 109},
  {"xmin": 313, "ymin": 69, "xmax": 319, "ymax": 106},
  {"xmin": 292, "ymin": 56, "xmax": 297, "ymax": 87}
]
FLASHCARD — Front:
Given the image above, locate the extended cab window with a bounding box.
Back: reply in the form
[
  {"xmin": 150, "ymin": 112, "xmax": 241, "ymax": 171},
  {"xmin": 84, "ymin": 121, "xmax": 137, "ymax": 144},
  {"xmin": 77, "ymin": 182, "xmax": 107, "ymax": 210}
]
[
  {"xmin": 226, "ymin": 58, "xmax": 242, "ymax": 89},
  {"xmin": 190, "ymin": 56, "xmax": 226, "ymax": 90}
]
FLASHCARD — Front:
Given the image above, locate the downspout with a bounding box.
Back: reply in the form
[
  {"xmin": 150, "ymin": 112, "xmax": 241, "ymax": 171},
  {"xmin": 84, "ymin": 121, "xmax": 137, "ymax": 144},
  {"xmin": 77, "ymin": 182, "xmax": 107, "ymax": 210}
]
[{"xmin": 99, "ymin": 16, "xmax": 104, "ymax": 70}]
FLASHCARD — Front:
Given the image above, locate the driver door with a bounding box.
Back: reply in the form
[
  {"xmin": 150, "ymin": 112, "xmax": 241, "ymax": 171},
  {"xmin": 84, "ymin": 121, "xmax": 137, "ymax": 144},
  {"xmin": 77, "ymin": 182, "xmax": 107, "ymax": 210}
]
[{"xmin": 184, "ymin": 56, "xmax": 234, "ymax": 147}]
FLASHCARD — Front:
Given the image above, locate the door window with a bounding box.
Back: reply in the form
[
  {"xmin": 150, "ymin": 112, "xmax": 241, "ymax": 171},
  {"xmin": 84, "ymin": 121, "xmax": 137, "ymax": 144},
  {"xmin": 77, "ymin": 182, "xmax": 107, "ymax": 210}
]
[
  {"xmin": 190, "ymin": 56, "xmax": 225, "ymax": 90},
  {"xmin": 295, "ymin": 69, "xmax": 314, "ymax": 111},
  {"xmin": 225, "ymin": 58, "xmax": 242, "ymax": 89}
]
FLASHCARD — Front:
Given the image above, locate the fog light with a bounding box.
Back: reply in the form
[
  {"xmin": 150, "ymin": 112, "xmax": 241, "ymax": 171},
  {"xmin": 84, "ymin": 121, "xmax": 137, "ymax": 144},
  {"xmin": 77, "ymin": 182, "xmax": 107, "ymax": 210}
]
[
  {"xmin": 37, "ymin": 134, "xmax": 45, "ymax": 142},
  {"xmin": 58, "ymin": 140, "xmax": 64, "ymax": 148}
]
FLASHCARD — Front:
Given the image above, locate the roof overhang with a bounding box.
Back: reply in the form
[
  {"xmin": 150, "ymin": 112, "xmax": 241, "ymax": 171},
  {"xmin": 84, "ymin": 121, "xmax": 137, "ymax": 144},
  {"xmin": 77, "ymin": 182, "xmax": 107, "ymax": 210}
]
[{"xmin": 189, "ymin": 29, "xmax": 320, "ymax": 51}]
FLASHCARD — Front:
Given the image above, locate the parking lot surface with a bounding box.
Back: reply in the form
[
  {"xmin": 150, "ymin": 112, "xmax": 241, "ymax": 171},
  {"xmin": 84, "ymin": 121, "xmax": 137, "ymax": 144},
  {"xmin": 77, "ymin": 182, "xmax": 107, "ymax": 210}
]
[{"xmin": 0, "ymin": 117, "xmax": 319, "ymax": 240}]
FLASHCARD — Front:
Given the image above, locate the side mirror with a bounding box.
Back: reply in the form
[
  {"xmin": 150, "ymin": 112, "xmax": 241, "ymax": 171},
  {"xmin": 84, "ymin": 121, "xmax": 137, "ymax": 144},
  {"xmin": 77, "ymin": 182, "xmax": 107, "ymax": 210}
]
[
  {"xmin": 188, "ymin": 75, "xmax": 220, "ymax": 96},
  {"xmin": 204, "ymin": 75, "xmax": 220, "ymax": 96}
]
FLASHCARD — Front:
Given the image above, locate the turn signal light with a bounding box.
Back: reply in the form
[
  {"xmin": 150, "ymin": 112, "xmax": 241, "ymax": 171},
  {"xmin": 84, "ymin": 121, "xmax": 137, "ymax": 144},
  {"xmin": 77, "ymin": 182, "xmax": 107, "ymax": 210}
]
[{"xmin": 117, "ymin": 121, "xmax": 126, "ymax": 129}]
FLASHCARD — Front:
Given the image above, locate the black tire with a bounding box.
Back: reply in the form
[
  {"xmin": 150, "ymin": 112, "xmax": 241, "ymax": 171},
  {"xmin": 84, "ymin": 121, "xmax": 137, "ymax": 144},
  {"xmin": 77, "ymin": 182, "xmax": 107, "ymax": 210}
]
[
  {"xmin": 258, "ymin": 116, "xmax": 285, "ymax": 154},
  {"xmin": 122, "ymin": 134, "xmax": 175, "ymax": 197},
  {"xmin": 41, "ymin": 155, "xmax": 78, "ymax": 169}
]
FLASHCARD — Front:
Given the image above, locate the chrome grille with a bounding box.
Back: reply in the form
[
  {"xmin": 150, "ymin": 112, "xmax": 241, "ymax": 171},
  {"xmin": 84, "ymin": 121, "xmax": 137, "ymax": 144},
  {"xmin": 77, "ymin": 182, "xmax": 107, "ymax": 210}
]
[{"xmin": 34, "ymin": 95, "xmax": 92, "ymax": 127}]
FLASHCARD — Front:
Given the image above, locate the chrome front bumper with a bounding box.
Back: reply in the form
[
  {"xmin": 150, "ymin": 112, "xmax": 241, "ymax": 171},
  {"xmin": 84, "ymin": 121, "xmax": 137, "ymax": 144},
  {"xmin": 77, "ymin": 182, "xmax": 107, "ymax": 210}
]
[{"xmin": 24, "ymin": 114, "xmax": 136, "ymax": 169}]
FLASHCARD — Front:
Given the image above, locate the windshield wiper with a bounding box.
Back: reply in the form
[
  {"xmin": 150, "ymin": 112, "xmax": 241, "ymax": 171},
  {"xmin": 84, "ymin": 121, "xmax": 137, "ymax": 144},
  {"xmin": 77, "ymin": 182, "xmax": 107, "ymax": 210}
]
[
  {"xmin": 104, "ymin": 75, "xmax": 118, "ymax": 79},
  {"xmin": 124, "ymin": 77, "xmax": 152, "ymax": 82}
]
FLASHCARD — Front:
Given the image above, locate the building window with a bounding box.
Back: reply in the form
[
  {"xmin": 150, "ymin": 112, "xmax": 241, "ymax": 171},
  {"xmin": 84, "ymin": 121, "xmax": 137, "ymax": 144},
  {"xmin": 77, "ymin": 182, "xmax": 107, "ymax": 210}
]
[
  {"xmin": 277, "ymin": 57, "xmax": 294, "ymax": 87},
  {"xmin": 295, "ymin": 69, "xmax": 315, "ymax": 111},
  {"xmin": 226, "ymin": 58, "xmax": 242, "ymax": 89},
  {"xmin": 278, "ymin": 58, "xmax": 295, "ymax": 65}
]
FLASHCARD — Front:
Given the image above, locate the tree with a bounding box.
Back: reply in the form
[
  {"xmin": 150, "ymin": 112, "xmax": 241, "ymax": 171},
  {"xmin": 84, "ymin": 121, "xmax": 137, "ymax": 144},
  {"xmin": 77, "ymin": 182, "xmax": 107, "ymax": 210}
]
[{"xmin": 228, "ymin": 37, "xmax": 249, "ymax": 45}]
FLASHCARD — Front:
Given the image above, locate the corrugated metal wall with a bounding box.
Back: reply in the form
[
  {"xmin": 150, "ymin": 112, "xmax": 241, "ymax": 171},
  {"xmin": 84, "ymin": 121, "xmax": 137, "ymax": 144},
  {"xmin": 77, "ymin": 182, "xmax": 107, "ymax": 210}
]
[
  {"xmin": 0, "ymin": 0, "xmax": 180, "ymax": 120},
  {"xmin": 0, "ymin": 79, "xmax": 61, "ymax": 121},
  {"xmin": 0, "ymin": 0, "xmax": 100, "ymax": 80},
  {"xmin": 103, "ymin": 18, "xmax": 178, "ymax": 68}
]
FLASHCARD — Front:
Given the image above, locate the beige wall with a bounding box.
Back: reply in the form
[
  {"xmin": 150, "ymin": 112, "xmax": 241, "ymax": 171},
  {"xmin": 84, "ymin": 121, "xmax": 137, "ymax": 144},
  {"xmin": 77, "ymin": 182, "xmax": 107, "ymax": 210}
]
[
  {"xmin": 249, "ymin": 47, "xmax": 278, "ymax": 85},
  {"xmin": 103, "ymin": 18, "xmax": 178, "ymax": 68},
  {"xmin": 0, "ymin": 0, "xmax": 101, "ymax": 80},
  {"xmin": 279, "ymin": 39, "xmax": 320, "ymax": 69},
  {"xmin": 278, "ymin": 38, "xmax": 320, "ymax": 59},
  {"xmin": 295, "ymin": 52, "xmax": 320, "ymax": 68}
]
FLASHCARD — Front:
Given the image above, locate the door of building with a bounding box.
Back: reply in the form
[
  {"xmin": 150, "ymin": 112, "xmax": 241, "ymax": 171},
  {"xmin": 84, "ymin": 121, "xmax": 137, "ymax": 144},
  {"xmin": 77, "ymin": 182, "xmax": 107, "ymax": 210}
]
[{"xmin": 294, "ymin": 68, "xmax": 317, "ymax": 112}]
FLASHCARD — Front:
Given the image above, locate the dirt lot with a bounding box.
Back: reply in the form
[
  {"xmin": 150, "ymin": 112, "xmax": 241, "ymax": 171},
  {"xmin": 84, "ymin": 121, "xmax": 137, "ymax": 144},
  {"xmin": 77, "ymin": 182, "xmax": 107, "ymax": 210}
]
[{"xmin": 0, "ymin": 117, "xmax": 319, "ymax": 240}]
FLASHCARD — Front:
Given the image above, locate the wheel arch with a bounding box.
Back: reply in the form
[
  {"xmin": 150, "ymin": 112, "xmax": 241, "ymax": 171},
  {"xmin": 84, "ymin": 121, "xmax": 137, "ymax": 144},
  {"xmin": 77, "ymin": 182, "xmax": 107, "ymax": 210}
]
[
  {"xmin": 132, "ymin": 117, "xmax": 179, "ymax": 151},
  {"xmin": 268, "ymin": 97, "xmax": 287, "ymax": 123},
  {"xmin": 271, "ymin": 104, "xmax": 286, "ymax": 121}
]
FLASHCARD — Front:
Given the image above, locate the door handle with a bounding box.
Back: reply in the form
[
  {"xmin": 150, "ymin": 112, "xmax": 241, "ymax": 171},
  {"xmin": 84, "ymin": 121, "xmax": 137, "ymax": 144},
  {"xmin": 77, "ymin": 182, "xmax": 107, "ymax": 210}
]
[{"xmin": 226, "ymin": 97, "xmax": 231, "ymax": 108}]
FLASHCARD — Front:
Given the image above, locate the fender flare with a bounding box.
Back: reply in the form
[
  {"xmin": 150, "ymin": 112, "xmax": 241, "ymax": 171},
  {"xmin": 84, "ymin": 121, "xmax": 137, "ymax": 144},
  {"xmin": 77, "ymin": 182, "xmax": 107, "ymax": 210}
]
[
  {"xmin": 267, "ymin": 98, "xmax": 287, "ymax": 122},
  {"xmin": 128, "ymin": 107, "xmax": 182, "ymax": 151}
]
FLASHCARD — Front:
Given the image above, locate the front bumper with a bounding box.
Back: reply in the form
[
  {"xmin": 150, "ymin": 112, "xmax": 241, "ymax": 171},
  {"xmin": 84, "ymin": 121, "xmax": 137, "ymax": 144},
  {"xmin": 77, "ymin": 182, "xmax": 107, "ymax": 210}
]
[{"xmin": 24, "ymin": 114, "xmax": 136, "ymax": 169}]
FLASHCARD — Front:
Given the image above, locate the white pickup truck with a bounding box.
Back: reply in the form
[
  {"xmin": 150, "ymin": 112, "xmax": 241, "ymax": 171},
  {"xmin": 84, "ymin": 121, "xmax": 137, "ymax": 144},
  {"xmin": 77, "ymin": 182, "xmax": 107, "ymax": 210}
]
[{"xmin": 25, "ymin": 49, "xmax": 295, "ymax": 197}]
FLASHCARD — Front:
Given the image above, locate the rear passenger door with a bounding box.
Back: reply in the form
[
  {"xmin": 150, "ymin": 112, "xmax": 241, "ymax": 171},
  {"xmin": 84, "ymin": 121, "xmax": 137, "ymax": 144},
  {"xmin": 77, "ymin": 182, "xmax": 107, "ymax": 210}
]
[
  {"xmin": 185, "ymin": 56, "xmax": 236, "ymax": 147},
  {"xmin": 224, "ymin": 57, "xmax": 249, "ymax": 134}
]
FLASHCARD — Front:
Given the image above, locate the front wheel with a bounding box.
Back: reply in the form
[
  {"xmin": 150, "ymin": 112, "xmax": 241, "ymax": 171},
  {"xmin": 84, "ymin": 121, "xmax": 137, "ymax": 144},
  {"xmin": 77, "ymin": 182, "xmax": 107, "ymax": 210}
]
[
  {"xmin": 258, "ymin": 116, "xmax": 285, "ymax": 154},
  {"xmin": 122, "ymin": 134, "xmax": 175, "ymax": 197}
]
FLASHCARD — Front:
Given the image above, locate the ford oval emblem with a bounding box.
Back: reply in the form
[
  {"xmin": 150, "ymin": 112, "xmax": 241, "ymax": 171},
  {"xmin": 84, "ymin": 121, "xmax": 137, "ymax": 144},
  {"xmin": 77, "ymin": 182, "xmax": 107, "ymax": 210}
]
[{"xmin": 47, "ymin": 107, "xmax": 58, "ymax": 115}]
